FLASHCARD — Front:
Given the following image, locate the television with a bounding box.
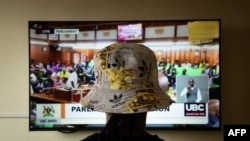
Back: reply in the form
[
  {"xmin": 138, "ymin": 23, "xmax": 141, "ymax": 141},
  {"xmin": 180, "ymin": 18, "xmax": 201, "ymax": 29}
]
[
  {"xmin": 29, "ymin": 20, "xmax": 221, "ymax": 132},
  {"xmin": 117, "ymin": 23, "xmax": 143, "ymax": 41}
]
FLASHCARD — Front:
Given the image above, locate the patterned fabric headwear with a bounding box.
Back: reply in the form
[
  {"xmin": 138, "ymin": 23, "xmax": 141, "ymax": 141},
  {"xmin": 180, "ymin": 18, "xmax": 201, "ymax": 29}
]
[{"xmin": 81, "ymin": 43, "xmax": 171, "ymax": 114}]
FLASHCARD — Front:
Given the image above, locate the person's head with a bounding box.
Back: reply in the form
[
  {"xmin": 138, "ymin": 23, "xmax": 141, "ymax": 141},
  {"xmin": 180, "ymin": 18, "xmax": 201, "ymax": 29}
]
[
  {"xmin": 171, "ymin": 68, "xmax": 176, "ymax": 75},
  {"xmin": 81, "ymin": 42, "xmax": 172, "ymax": 115},
  {"xmin": 158, "ymin": 62, "xmax": 166, "ymax": 68},
  {"xmin": 202, "ymin": 60, "xmax": 207, "ymax": 64},
  {"xmin": 55, "ymin": 75, "xmax": 60, "ymax": 82},
  {"xmin": 182, "ymin": 68, "xmax": 187, "ymax": 75},
  {"xmin": 188, "ymin": 78, "xmax": 195, "ymax": 87},
  {"xmin": 208, "ymin": 99, "xmax": 220, "ymax": 117},
  {"xmin": 69, "ymin": 67, "xmax": 74, "ymax": 73},
  {"xmin": 62, "ymin": 78, "xmax": 68, "ymax": 83},
  {"xmin": 62, "ymin": 68, "xmax": 66, "ymax": 73},
  {"xmin": 160, "ymin": 57, "xmax": 166, "ymax": 61},
  {"xmin": 158, "ymin": 71, "xmax": 169, "ymax": 93}
]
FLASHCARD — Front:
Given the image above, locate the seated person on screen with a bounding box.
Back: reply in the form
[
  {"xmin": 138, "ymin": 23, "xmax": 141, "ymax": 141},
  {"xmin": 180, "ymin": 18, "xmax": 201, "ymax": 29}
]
[
  {"xmin": 43, "ymin": 74, "xmax": 54, "ymax": 93},
  {"xmin": 191, "ymin": 59, "xmax": 199, "ymax": 69},
  {"xmin": 30, "ymin": 69, "xmax": 38, "ymax": 94},
  {"xmin": 80, "ymin": 43, "xmax": 172, "ymax": 141},
  {"xmin": 65, "ymin": 68, "xmax": 79, "ymax": 90},
  {"xmin": 76, "ymin": 64, "xmax": 84, "ymax": 84},
  {"xmin": 180, "ymin": 78, "xmax": 202, "ymax": 103},
  {"xmin": 167, "ymin": 78, "xmax": 177, "ymax": 102},
  {"xmin": 82, "ymin": 61, "xmax": 94, "ymax": 84},
  {"xmin": 53, "ymin": 75, "xmax": 63, "ymax": 88},
  {"xmin": 202, "ymin": 64, "xmax": 214, "ymax": 84},
  {"xmin": 199, "ymin": 60, "xmax": 209, "ymax": 69},
  {"xmin": 51, "ymin": 62, "xmax": 60, "ymax": 73},
  {"xmin": 212, "ymin": 59, "xmax": 220, "ymax": 75},
  {"xmin": 211, "ymin": 60, "xmax": 220, "ymax": 86},
  {"xmin": 59, "ymin": 68, "xmax": 69, "ymax": 80},
  {"xmin": 181, "ymin": 59, "xmax": 191, "ymax": 68},
  {"xmin": 166, "ymin": 66, "xmax": 176, "ymax": 83},
  {"xmin": 34, "ymin": 77, "xmax": 45, "ymax": 93},
  {"xmin": 158, "ymin": 58, "xmax": 167, "ymax": 68},
  {"xmin": 182, "ymin": 68, "xmax": 187, "ymax": 76},
  {"xmin": 172, "ymin": 59, "xmax": 181, "ymax": 68},
  {"xmin": 158, "ymin": 68, "xmax": 169, "ymax": 94},
  {"xmin": 207, "ymin": 99, "xmax": 220, "ymax": 127}
]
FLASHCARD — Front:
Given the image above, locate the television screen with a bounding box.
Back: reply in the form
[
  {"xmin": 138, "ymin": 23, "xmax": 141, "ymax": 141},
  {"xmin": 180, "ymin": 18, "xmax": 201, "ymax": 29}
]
[
  {"xmin": 29, "ymin": 20, "xmax": 221, "ymax": 131},
  {"xmin": 117, "ymin": 23, "xmax": 143, "ymax": 41}
]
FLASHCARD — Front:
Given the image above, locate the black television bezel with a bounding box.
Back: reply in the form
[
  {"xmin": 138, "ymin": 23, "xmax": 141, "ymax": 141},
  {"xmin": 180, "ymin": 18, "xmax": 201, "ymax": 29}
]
[{"xmin": 29, "ymin": 19, "xmax": 222, "ymax": 132}]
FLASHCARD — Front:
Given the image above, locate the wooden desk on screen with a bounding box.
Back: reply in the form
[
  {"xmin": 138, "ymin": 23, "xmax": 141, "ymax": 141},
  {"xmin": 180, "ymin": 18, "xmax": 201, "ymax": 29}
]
[
  {"xmin": 30, "ymin": 86, "xmax": 92, "ymax": 103},
  {"xmin": 30, "ymin": 93, "xmax": 71, "ymax": 103}
]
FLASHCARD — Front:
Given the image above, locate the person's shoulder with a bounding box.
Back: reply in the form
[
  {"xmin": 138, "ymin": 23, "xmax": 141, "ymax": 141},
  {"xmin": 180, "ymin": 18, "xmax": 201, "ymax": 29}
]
[
  {"xmin": 80, "ymin": 133, "xmax": 165, "ymax": 141},
  {"xmin": 148, "ymin": 135, "xmax": 165, "ymax": 141},
  {"xmin": 80, "ymin": 133, "xmax": 100, "ymax": 141},
  {"xmin": 133, "ymin": 135, "xmax": 165, "ymax": 141}
]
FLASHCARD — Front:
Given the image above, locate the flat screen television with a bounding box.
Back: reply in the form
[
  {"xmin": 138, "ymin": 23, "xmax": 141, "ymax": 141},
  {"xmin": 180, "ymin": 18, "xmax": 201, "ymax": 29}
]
[
  {"xmin": 29, "ymin": 20, "xmax": 221, "ymax": 131},
  {"xmin": 117, "ymin": 23, "xmax": 143, "ymax": 41}
]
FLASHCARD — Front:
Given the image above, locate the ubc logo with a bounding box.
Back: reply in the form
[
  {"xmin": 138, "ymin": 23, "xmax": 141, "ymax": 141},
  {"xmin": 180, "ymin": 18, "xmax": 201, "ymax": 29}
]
[
  {"xmin": 184, "ymin": 103, "xmax": 206, "ymax": 116},
  {"xmin": 185, "ymin": 103, "xmax": 205, "ymax": 111}
]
